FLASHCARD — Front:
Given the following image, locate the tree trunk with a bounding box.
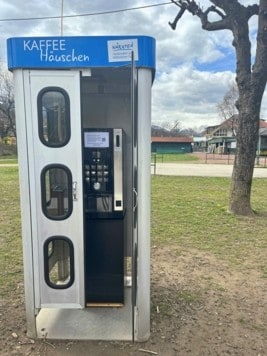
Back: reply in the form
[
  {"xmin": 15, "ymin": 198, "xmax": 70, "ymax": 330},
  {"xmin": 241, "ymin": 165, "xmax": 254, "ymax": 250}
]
[
  {"xmin": 229, "ymin": 0, "xmax": 267, "ymax": 215},
  {"xmin": 229, "ymin": 110, "xmax": 259, "ymax": 216},
  {"xmin": 169, "ymin": 0, "xmax": 267, "ymax": 215}
]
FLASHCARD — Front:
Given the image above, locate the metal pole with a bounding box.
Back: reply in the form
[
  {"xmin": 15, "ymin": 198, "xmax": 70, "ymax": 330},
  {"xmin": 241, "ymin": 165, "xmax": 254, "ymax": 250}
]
[
  {"xmin": 256, "ymin": 134, "xmax": 261, "ymax": 165},
  {"xmin": 61, "ymin": 0, "xmax": 64, "ymax": 36}
]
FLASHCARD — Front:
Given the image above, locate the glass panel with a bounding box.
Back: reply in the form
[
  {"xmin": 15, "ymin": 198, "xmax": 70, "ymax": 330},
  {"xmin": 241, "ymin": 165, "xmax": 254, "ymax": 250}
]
[
  {"xmin": 38, "ymin": 88, "xmax": 70, "ymax": 147},
  {"xmin": 44, "ymin": 237, "xmax": 74, "ymax": 289},
  {"xmin": 41, "ymin": 165, "xmax": 73, "ymax": 220}
]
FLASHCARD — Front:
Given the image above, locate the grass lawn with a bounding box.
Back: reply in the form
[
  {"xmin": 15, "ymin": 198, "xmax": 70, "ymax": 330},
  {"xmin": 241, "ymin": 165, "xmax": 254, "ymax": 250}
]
[
  {"xmin": 0, "ymin": 166, "xmax": 22, "ymax": 296},
  {"xmin": 1, "ymin": 167, "xmax": 267, "ymax": 297},
  {"xmin": 0, "ymin": 156, "xmax": 18, "ymax": 165},
  {"xmin": 152, "ymin": 175, "xmax": 267, "ymax": 276},
  {"xmin": 151, "ymin": 153, "xmax": 199, "ymax": 163}
]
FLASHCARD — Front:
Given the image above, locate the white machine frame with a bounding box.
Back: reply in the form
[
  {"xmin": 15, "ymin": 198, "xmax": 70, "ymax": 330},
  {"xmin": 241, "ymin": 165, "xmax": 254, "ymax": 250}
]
[{"xmin": 8, "ymin": 35, "xmax": 155, "ymax": 341}]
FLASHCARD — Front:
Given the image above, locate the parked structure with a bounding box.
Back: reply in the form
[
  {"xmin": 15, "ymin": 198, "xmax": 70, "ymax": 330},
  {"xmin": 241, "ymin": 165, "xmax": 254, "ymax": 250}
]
[
  {"xmin": 151, "ymin": 136, "xmax": 193, "ymax": 154},
  {"xmin": 8, "ymin": 35, "xmax": 155, "ymax": 342}
]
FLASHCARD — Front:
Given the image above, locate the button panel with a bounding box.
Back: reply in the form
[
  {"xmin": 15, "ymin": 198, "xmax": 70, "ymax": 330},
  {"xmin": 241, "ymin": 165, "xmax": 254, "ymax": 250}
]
[{"xmin": 84, "ymin": 149, "xmax": 112, "ymax": 192}]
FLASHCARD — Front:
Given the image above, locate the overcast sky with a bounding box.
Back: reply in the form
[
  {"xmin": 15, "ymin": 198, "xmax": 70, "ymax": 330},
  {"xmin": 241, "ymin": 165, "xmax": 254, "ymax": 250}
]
[{"xmin": 0, "ymin": 0, "xmax": 264, "ymax": 130}]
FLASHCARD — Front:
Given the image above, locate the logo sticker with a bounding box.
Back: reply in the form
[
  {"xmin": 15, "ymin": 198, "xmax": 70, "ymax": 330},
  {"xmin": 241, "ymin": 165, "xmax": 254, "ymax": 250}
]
[{"xmin": 108, "ymin": 39, "xmax": 139, "ymax": 62}]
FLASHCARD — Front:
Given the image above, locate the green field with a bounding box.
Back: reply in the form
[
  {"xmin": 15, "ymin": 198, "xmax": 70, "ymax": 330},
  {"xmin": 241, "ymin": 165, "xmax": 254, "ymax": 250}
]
[
  {"xmin": 1, "ymin": 166, "xmax": 267, "ymax": 297},
  {"xmin": 152, "ymin": 175, "xmax": 267, "ymax": 276},
  {"xmin": 0, "ymin": 156, "xmax": 18, "ymax": 165},
  {"xmin": 0, "ymin": 166, "xmax": 22, "ymax": 295},
  {"xmin": 151, "ymin": 153, "xmax": 199, "ymax": 163}
]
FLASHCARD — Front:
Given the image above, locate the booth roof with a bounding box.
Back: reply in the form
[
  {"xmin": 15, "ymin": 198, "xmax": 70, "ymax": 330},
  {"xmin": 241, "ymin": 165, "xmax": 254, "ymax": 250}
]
[
  {"xmin": 151, "ymin": 136, "xmax": 193, "ymax": 143},
  {"xmin": 7, "ymin": 35, "xmax": 156, "ymax": 73}
]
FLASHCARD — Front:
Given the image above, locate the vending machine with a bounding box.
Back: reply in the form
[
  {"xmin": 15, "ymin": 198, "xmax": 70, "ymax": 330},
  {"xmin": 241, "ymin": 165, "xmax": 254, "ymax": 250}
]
[
  {"xmin": 83, "ymin": 128, "xmax": 125, "ymax": 306},
  {"xmin": 7, "ymin": 35, "xmax": 155, "ymax": 341}
]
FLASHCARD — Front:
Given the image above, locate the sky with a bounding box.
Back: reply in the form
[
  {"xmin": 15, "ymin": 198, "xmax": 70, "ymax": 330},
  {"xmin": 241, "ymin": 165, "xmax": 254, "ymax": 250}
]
[{"xmin": 0, "ymin": 0, "xmax": 264, "ymax": 130}]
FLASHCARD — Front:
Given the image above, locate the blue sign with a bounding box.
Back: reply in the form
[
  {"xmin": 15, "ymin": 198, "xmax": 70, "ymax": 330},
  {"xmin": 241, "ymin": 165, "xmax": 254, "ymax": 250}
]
[{"xmin": 7, "ymin": 36, "xmax": 155, "ymax": 71}]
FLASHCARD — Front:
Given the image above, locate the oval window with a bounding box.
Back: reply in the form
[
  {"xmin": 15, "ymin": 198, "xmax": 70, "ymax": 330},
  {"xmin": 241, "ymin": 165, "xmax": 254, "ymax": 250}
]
[
  {"xmin": 44, "ymin": 237, "xmax": 74, "ymax": 289},
  {"xmin": 38, "ymin": 87, "xmax": 70, "ymax": 147},
  {"xmin": 41, "ymin": 164, "xmax": 73, "ymax": 220}
]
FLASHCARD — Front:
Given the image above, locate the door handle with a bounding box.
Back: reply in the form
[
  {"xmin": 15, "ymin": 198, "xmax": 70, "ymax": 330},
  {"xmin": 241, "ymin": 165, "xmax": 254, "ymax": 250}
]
[
  {"xmin": 133, "ymin": 188, "xmax": 138, "ymax": 212},
  {"xmin": 72, "ymin": 181, "xmax": 77, "ymax": 201}
]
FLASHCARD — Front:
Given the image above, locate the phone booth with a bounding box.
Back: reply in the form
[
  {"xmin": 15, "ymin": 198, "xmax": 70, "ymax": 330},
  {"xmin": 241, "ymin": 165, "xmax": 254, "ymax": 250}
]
[{"xmin": 7, "ymin": 36, "xmax": 155, "ymax": 341}]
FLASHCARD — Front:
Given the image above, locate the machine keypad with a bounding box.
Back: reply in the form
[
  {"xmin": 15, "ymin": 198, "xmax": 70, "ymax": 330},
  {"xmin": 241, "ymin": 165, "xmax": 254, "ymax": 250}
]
[{"xmin": 84, "ymin": 150, "xmax": 110, "ymax": 191}]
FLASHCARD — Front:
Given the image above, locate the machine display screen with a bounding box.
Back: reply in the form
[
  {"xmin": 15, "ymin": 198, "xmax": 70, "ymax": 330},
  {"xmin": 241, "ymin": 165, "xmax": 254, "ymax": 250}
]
[{"xmin": 84, "ymin": 131, "xmax": 109, "ymax": 148}]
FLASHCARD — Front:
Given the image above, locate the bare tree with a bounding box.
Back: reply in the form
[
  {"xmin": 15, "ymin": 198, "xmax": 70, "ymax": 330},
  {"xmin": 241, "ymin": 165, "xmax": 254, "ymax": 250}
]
[
  {"xmin": 169, "ymin": 0, "xmax": 267, "ymax": 216},
  {"xmin": 217, "ymin": 84, "xmax": 239, "ymax": 136},
  {"xmin": 162, "ymin": 120, "xmax": 183, "ymax": 136},
  {"xmin": 151, "ymin": 124, "xmax": 169, "ymax": 136},
  {"xmin": 0, "ymin": 65, "xmax": 15, "ymax": 139},
  {"xmin": 170, "ymin": 119, "xmax": 183, "ymax": 136},
  {"xmin": 217, "ymin": 84, "xmax": 238, "ymax": 123}
]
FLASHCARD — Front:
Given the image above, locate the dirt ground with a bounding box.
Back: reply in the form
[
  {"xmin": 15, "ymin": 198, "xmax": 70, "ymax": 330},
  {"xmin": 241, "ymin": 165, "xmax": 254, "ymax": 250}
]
[{"xmin": 0, "ymin": 244, "xmax": 266, "ymax": 356}]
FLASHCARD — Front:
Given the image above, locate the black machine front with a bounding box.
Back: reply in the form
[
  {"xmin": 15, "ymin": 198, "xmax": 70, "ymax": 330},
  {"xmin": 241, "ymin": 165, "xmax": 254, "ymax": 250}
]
[{"xmin": 83, "ymin": 128, "xmax": 125, "ymax": 306}]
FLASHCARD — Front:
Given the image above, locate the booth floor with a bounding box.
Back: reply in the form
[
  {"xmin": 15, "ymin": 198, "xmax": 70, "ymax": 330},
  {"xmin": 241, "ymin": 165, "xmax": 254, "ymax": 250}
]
[{"xmin": 36, "ymin": 289, "xmax": 132, "ymax": 340}]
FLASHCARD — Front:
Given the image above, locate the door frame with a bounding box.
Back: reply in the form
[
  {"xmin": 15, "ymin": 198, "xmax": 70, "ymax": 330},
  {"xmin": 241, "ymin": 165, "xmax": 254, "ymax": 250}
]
[{"xmin": 23, "ymin": 69, "xmax": 85, "ymax": 309}]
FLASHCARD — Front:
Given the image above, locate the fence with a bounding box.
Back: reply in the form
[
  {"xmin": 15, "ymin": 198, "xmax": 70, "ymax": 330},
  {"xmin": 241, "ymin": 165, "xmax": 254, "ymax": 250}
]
[
  {"xmin": 204, "ymin": 153, "xmax": 235, "ymax": 164},
  {"xmin": 204, "ymin": 153, "xmax": 267, "ymax": 167},
  {"xmin": 151, "ymin": 152, "xmax": 267, "ymax": 175}
]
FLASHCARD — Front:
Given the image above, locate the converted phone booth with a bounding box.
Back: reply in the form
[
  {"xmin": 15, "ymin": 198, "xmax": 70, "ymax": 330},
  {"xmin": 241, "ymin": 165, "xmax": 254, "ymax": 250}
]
[{"xmin": 7, "ymin": 35, "xmax": 155, "ymax": 341}]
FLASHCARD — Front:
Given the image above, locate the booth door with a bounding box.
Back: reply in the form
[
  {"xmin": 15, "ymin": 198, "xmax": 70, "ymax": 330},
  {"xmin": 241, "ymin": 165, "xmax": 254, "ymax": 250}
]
[{"xmin": 25, "ymin": 70, "xmax": 84, "ymax": 308}]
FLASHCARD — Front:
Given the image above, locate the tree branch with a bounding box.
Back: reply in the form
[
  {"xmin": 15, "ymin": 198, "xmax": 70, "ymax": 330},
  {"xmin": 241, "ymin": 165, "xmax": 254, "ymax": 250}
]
[
  {"xmin": 169, "ymin": 0, "xmax": 230, "ymax": 31},
  {"xmin": 169, "ymin": 1, "xmax": 258, "ymax": 31},
  {"xmin": 208, "ymin": 6, "xmax": 225, "ymax": 19},
  {"xmin": 198, "ymin": 5, "xmax": 229, "ymax": 31},
  {"xmin": 246, "ymin": 4, "xmax": 259, "ymax": 19}
]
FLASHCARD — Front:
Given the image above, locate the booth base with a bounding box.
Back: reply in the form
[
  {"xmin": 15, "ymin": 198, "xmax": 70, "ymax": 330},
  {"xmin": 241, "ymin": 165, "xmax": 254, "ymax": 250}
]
[{"xmin": 36, "ymin": 289, "xmax": 132, "ymax": 340}]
